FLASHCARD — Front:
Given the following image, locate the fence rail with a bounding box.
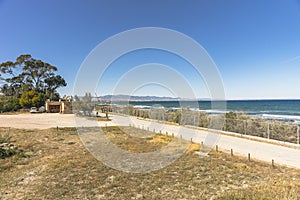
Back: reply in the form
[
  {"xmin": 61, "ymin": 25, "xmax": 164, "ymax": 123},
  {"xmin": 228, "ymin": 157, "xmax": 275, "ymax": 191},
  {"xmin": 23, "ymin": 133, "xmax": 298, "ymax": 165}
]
[
  {"xmin": 221, "ymin": 118, "xmax": 299, "ymax": 144},
  {"xmin": 111, "ymin": 107, "xmax": 300, "ymax": 145}
]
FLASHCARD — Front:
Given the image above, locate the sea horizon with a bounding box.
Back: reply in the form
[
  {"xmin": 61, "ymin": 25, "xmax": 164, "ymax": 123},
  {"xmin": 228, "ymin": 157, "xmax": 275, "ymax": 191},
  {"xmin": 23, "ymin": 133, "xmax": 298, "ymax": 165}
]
[
  {"xmin": 96, "ymin": 94, "xmax": 300, "ymax": 101},
  {"xmin": 105, "ymin": 99, "xmax": 300, "ymax": 124}
]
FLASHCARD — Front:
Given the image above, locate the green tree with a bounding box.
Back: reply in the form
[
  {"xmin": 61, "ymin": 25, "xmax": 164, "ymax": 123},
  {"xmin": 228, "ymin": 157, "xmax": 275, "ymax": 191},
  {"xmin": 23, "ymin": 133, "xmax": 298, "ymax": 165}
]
[
  {"xmin": 0, "ymin": 54, "xmax": 67, "ymax": 99},
  {"xmin": 72, "ymin": 93, "xmax": 94, "ymax": 115},
  {"xmin": 19, "ymin": 90, "xmax": 46, "ymax": 108},
  {"xmin": 0, "ymin": 96, "xmax": 21, "ymax": 112},
  {"xmin": 174, "ymin": 109, "xmax": 182, "ymax": 124},
  {"xmin": 44, "ymin": 75, "xmax": 66, "ymax": 100}
]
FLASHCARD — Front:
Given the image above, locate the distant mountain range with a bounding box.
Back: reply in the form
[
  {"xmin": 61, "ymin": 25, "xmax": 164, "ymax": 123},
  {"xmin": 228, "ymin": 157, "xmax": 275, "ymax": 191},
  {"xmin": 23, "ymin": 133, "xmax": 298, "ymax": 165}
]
[
  {"xmin": 85, "ymin": 95, "xmax": 300, "ymax": 102},
  {"xmin": 93, "ymin": 95, "xmax": 213, "ymax": 101},
  {"xmin": 98, "ymin": 95, "xmax": 180, "ymax": 101}
]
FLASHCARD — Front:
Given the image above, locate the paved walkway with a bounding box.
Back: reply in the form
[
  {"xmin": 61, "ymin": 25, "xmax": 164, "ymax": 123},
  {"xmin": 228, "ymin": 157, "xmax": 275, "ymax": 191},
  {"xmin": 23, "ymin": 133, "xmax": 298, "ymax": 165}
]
[
  {"xmin": 1, "ymin": 113, "xmax": 300, "ymax": 168},
  {"xmin": 112, "ymin": 115, "xmax": 300, "ymax": 169}
]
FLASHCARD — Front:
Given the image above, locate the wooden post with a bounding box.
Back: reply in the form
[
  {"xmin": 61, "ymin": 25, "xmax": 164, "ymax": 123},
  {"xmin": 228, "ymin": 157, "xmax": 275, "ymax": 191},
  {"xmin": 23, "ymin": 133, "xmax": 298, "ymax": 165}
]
[
  {"xmin": 297, "ymin": 126, "xmax": 299, "ymax": 145},
  {"xmin": 57, "ymin": 126, "xmax": 58, "ymax": 132},
  {"xmin": 272, "ymin": 159, "xmax": 275, "ymax": 168},
  {"xmin": 216, "ymin": 145, "xmax": 218, "ymax": 152},
  {"xmin": 159, "ymin": 130, "xmax": 162, "ymax": 134},
  {"xmin": 248, "ymin": 153, "xmax": 251, "ymax": 161},
  {"xmin": 231, "ymin": 149, "xmax": 233, "ymax": 156},
  {"xmin": 267, "ymin": 122, "xmax": 270, "ymax": 139}
]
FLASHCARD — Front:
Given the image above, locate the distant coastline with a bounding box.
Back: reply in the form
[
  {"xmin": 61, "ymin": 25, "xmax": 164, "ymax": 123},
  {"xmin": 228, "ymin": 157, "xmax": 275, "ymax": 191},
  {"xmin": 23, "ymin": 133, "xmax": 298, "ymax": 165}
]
[
  {"xmin": 94, "ymin": 94, "xmax": 300, "ymax": 102},
  {"xmin": 89, "ymin": 96, "xmax": 300, "ymax": 124}
]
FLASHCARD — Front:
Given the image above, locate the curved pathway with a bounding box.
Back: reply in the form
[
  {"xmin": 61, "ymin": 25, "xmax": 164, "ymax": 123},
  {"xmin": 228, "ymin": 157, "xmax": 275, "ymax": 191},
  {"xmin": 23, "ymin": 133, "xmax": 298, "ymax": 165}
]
[{"xmin": 1, "ymin": 113, "xmax": 300, "ymax": 168}]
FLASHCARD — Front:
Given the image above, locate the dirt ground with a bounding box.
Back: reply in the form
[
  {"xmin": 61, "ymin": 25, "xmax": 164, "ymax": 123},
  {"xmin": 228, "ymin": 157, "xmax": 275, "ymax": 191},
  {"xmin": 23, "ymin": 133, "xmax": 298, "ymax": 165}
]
[
  {"xmin": 0, "ymin": 113, "xmax": 103, "ymax": 129},
  {"xmin": 1, "ymin": 127, "xmax": 300, "ymax": 199},
  {"xmin": 1, "ymin": 114, "xmax": 300, "ymax": 199}
]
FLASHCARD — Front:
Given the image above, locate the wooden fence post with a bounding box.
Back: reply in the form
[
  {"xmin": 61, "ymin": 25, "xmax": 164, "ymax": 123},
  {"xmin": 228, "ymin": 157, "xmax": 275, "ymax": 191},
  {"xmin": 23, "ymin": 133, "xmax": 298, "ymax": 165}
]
[
  {"xmin": 297, "ymin": 126, "xmax": 299, "ymax": 145},
  {"xmin": 267, "ymin": 122, "xmax": 270, "ymax": 139},
  {"xmin": 231, "ymin": 149, "xmax": 233, "ymax": 156},
  {"xmin": 244, "ymin": 121, "xmax": 247, "ymax": 135},
  {"xmin": 248, "ymin": 153, "xmax": 251, "ymax": 161}
]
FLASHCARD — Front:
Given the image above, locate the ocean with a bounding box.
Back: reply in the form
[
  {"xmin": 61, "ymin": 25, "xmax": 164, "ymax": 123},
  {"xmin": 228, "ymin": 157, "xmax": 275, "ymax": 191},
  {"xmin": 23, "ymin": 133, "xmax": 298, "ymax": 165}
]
[{"xmin": 112, "ymin": 100, "xmax": 300, "ymax": 123}]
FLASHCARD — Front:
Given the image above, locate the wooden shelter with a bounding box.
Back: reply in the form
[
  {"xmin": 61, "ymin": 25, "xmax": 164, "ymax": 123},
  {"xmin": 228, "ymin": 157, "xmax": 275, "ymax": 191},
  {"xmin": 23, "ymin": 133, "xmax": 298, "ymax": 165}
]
[{"xmin": 45, "ymin": 100, "xmax": 72, "ymax": 114}]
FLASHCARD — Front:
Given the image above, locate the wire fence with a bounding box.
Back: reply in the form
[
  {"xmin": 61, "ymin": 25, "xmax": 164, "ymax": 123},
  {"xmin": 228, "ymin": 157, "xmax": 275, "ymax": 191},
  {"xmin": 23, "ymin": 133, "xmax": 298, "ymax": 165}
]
[
  {"xmin": 111, "ymin": 106, "xmax": 300, "ymax": 145},
  {"xmin": 223, "ymin": 118, "xmax": 299, "ymax": 144}
]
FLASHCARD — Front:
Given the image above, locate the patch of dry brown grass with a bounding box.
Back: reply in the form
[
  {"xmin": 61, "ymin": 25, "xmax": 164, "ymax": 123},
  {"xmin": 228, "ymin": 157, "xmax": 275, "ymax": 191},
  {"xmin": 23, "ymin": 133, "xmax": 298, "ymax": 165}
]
[
  {"xmin": 97, "ymin": 117, "xmax": 111, "ymax": 121},
  {"xmin": 1, "ymin": 126, "xmax": 300, "ymax": 199}
]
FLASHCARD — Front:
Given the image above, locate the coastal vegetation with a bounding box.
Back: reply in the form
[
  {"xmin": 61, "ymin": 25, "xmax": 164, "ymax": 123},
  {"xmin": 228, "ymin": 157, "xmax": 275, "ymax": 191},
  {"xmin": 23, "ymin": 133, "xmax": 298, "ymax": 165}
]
[
  {"xmin": 0, "ymin": 54, "xmax": 67, "ymax": 112},
  {"xmin": 1, "ymin": 126, "xmax": 300, "ymax": 199},
  {"xmin": 112, "ymin": 105, "xmax": 300, "ymax": 144},
  {"xmin": 72, "ymin": 93, "xmax": 94, "ymax": 115},
  {"xmin": 0, "ymin": 132, "xmax": 17, "ymax": 159}
]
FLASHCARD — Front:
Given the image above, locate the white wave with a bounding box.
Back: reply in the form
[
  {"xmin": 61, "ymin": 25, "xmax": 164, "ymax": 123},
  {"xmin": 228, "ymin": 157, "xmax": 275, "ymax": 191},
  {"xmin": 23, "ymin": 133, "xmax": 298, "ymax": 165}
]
[
  {"xmin": 189, "ymin": 108, "xmax": 200, "ymax": 111},
  {"xmin": 202, "ymin": 109, "xmax": 227, "ymax": 114},
  {"xmin": 133, "ymin": 105, "xmax": 151, "ymax": 109},
  {"xmin": 169, "ymin": 107, "xmax": 180, "ymax": 110},
  {"xmin": 261, "ymin": 114, "xmax": 300, "ymax": 121},
  {"xmin": 165, "ymin": 107, "xmax": 227, "ymax": 114}
]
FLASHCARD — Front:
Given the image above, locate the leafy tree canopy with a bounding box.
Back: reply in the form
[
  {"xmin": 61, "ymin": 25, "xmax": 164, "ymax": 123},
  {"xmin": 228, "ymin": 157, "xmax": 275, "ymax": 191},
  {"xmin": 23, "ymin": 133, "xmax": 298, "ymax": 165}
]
[
  {"xmin": 19, "ymin": 90, "xmax": 46, "ymax": 108},
  {"xmin": 0, "ymin": 54, "xmax": 67, "ymax": 100}
]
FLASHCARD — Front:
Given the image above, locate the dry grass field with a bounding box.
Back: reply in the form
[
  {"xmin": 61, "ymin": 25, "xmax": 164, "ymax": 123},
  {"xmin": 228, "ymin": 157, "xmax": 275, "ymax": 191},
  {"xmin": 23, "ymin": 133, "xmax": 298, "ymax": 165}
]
[{"xmin": 1, "ymin": 126, "xmax": 300, "ymax": 199}]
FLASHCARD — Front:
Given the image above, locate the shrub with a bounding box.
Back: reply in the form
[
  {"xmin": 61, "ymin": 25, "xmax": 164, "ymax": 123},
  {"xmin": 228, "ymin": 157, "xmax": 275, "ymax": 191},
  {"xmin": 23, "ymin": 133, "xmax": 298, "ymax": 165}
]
[
  {"xmin": 0, "ymin": 134, "xmax": 17, "ymax": 159},
  {"xmin": 0, "ymin": 147, "xmax": 17, "ymax": 159},
  {"xmin": 0, "ymin": 96, "xmax": 21, "ymax": 112},
  {"xmin": 0, "ymin": 134, "xmax": 11, "ymax": 144}
]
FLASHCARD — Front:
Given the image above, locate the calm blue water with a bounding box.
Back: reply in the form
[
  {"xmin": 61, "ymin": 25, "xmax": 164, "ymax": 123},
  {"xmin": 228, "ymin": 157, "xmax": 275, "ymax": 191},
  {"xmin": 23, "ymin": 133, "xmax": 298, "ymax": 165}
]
[{"xmin": 113, "ymin": 100, "xmax": 300, "ymax": 123}]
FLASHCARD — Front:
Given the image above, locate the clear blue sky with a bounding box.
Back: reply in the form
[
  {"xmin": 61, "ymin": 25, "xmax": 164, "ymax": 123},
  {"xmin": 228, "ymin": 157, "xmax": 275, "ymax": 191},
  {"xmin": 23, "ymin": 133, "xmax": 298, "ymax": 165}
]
[{"xmin": 1, "ymin": 0, "xmax": 300, "ymax": 99}]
